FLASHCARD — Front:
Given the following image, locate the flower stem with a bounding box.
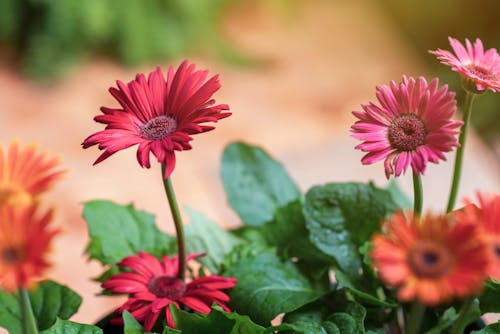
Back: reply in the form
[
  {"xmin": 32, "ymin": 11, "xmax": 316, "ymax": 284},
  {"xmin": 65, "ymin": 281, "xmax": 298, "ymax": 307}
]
[
  {"xmin": 446, "ymin": 92, "xmax": 476, "ymax": 213},
  {"xmin": 450, "ymin": 297, "xmax": 474, "ymax": 334},
  {"xmin": 405, "ymin": 302, "xmax": 425, "ymax": 334},
  {"xmin": 412, "ymin": 172, "xmax": 423, "ymax": 216},
  {"xmin": 19, "ymin": 287, "xmax": 38, "ymax": 334},
  {"xmin": 161, "ymin": 166, "xmax": 186, "ymax": 281}
]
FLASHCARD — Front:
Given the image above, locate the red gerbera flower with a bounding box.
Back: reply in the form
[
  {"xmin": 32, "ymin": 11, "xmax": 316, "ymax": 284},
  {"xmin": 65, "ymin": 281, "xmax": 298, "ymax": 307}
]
[
  {"xmin": 430, "ymin": 37, "xmax": 500, "ymax": 92},
  {"xmin": 102, "ymin": 251, "xmax": 237, "ymax": 330},
  {"xmin": 455, "ymin": 192, "xmax": 500, "ymax": 279},
  {"xmin": 82, "ymin": 61, "xmax": 230, "ymax": 178},
  {"xmin": 0, "ymin": 141, "xmax": 65, "ymax": 206},
  {"xmin": 372, "ymin": 211, "xmax": 488, "ymax": 306},
  {"xmin": 351, "ymin": 76, "xmax": 462, "ymax": 178},
  {"xmin": 0, "ymin": 204, "xmax": 59, "ymax": 292}
]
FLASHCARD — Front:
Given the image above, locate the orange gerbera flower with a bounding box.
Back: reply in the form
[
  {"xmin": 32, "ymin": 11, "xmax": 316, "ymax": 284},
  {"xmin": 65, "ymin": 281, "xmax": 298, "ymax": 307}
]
[
  {"xmin": 456, "ymin": 192, "xmax": 500, "ymax": 280},
  {"xmin": 372, "ymin": 211, "xmax": 488, "ymax": 306},
  {"xmin": 0, "ymin": 204, "xmax": 59, "ymax": 291},
  {"xmin": 0, "ymin": 141, "xmax": 65, "ymax": 206}
]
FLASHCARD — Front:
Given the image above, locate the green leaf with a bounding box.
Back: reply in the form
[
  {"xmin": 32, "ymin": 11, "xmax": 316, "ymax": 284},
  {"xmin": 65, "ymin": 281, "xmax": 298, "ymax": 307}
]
[
  {"xmin": 470, "ymin": 322, "xmax": 500, "ymax": 334},
  {"xmin": 479, "ymin": 281, "xmax": 500, "ymax": 313},
  {"xmin": 0, "ymin": 280, "xmax": 82, "ymax": 333},
  {"xmin": 278, "ymin": 294, "xmax": 368, "ymax": 334},
  {"xmin": 335, "ymin": 271, "xmax": 396, "ymax": 308},
  {"xmin": 423, "ymin": 307, "xmax": 457, "ymax": 334},
  {"xmin": 184, "ymin": 207, "xmax": 243, "ymax": 273},
  {"xmin": 276, "ymin": 300, "xmax": 339, "ymax": 334},
  {"xmin": 83, "ymin": 200, "xmax": 175, "ymax": 267},
  {"xmin": 123, "ymin": 311, "xmax": 144, "ymax": 334},
  {"xmin": 385, "ymin": 179, "xmax": 411, "ymax": 210},
  {"xmin": 40, "ymin": 318, "xmax": 103, "ymax": 334},
  {"xmin": 221, "ymin": 142, "xmax": 301, "ymax": 226},
  {"xmin": 303, "ymin": 182, "xmax": 397, "ymax": 278},
  {"xmin": 224, "ymin": 248, "xmax": 323, "ymax": 325},
  {"xmin": 170, "ymin": 304, "xmax": 265, "ymax": 334},
  {"xmin": 269, "ymin": 321, "xmax": 339, "ymax": 334},
  {"xmin": 0, "ymin": 288, "xmax": 21, "ymax": 333},
  {"xmin": 30, "ymin": 281, "xmax": 83, "ymax": 330}
]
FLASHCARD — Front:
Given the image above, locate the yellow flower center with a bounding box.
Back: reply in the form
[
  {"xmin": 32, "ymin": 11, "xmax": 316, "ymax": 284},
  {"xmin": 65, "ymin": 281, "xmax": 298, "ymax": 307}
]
[
  {"xmin": 0, "ymin": 185, "xmax": 33, "ymax": 206},
  {"xmin": 408, "ymin": 240, "xmax": 453, "ymax": 278}
]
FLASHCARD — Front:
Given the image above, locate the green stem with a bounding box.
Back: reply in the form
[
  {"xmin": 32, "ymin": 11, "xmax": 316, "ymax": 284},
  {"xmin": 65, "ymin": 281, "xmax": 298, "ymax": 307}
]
[
  {"xmin": 19, "ymin": 287, "xmax": 38, "ymax": 334},
  {"xmin": 412, "ymin": 172, "xmax": 423, "ymax": 216},
  {"xmin": 446, "ymin": 92, "xmax": 476, "ymax": 213},
  {"xmin": 405, "ymin": 302, "xmax": 425, "ymax": 334},
  {"xmin": 161, "ymin": 167, "xmax": 186, "ymax": 281},
  {"xmin": 450, "ymin": 297, "xmax": 474, "ymax": 334}
]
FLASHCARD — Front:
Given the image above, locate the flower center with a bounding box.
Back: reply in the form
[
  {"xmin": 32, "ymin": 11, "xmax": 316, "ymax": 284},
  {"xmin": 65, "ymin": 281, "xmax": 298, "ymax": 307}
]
[
  {"xmin": 140, "ymin": 115, "xmax": 177, "ymax": 141},
  {"xmin": 147, "ymin": 275, "xmax": 186, "ymax": 299},
  {"xmin": 466, "ymin": 64, "xmax": 497, "ymax": 81},
  {"xmin": 388, "ymin": 114, "xmax": 427, "ymax": 151},
  {"xmin": 493, "ymin": 241, "xmax": 500, "ymax": 259},
  {"xmin": 408, "ymin": 241, "xmax": 452, "ymax": 278},
  {"xmin": 0, "ymin": 186, "xmax": 32, "ymax": 206},
  {"xmin": 1, "ymin": 246, "xmax": 23, "ymax": 264}
]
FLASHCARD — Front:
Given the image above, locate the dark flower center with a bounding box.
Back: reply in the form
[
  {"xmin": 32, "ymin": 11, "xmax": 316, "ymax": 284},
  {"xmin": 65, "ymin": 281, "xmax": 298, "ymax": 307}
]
[
  {"xmin": 140, "ymin": 115, "xmax": 177, "ymax": 141},
  {"xmin": 408, "ymin": 241, "xmax": 452, "ymax": 279},
  {"xmin": 493, "ymin": 241, "xmax": 500, "ymax": 259},
  {"xmin": 388, "ymin": 114, "xmax": 427, "ymax": 151},
  {"xmin": 466, "ymin": 64, "xmax": 497, "ymax": 81},
  {"xmin": 1, "ymin": 246, "xmax": 22, "ymax": 264},
  {"xmin": 148, "ymin": 275, "xmax": 186, "ymax": 300}
]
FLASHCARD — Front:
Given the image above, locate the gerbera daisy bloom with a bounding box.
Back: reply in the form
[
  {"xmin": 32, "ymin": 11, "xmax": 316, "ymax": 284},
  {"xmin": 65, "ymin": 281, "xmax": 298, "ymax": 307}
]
[
  {"xmin": 82, "ymin": 60, "xmax": 231, "ymax": 178},
  {"xmin": 430, "ymin": 37, "xmax": 500, "ymax": 93},
  {"xmin": 102, "ymin": 251, "xmax": 237, "ymax": 330},
  {"xmin": 0, "ymin": 141, "xmax": 65, "ymax": 206},
  {"xmin": 455, "ymin": 192, "xmax": 500, "ymax": 279},
  {"xmin": 351, "ymin": 76, "xmax": 462, "ymax": 178},
  {"xmin": 371, "ymin": 211, "xmax": 488, "ymax": 306},
  {"xmin": 0, "ymin": 204, "xmax": 58, "ymax": 292}
]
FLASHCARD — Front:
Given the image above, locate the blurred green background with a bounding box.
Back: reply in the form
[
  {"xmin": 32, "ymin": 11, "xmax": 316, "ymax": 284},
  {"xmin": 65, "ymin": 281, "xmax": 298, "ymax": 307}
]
[{"xmin": 0, "ymin": 0, "xmax": 498, "ymax": 148}]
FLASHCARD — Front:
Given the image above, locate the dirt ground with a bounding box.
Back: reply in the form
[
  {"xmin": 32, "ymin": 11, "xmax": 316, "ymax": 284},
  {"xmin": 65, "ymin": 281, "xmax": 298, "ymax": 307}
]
[{"xmin": 0, "ymin": 0, "xmax": 498, "ymax": 324}]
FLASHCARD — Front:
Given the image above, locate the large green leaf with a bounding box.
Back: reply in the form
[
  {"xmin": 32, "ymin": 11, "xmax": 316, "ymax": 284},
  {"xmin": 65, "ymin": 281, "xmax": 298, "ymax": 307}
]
[
  {"xmin": 248, "ymin": 201, "xmax": 331, "ymax": 285},
  {"xmin": 479, "ymin": 281, "xmax": 500, "ymax": 313},
  {"xmin": 277, "ymin": 294, "xmax": 367, "ymax": 334},
  {"xmin": 169, "ymin": 304, "xmax": 265, "ymax": 334},
  {"xmin": 0, "ymin": 280, "xmax": 82, "ymax": 332},
  {"xmin": 303, "ymin": 182, "xmax": 397, "ymax": 278},
  {"xmin": 40, "ymin": 318, "xmax": 102, "ymax": 334},
  {"xmin": 0, "ymin": 288, "xmax": 21, "ymax": 333},
  {"xmin": 30, "ymin": 281, "xmax": 83, "ymax": 330},
  {"xmin": 224, "ymin": 248, "xmax": 323, "ymax": 325},
  {"xmin": 184, "ymin": 207, "xmax": 242, "ymax": 273},
  {"xmin": 83, "ymin": 200, "xmax": 175, "ymax": 266},
  {"xmin": 221, "ymin": 142, "xmax": 301, "ymax": 226}
]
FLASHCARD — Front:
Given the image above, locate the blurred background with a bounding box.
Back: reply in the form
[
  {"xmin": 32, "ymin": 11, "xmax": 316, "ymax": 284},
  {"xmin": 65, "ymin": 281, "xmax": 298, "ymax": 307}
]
[{"xmin": 0, "ymin": 0, "xmax": 499, "ymax": 324}]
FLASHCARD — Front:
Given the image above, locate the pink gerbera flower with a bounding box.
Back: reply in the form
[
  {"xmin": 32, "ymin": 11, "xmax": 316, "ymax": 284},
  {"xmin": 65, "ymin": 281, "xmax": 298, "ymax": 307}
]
[
  {"xmin": 430, "ymin": 37, "xmax": 500, "ymax": 92},
  {"xmin": 82, "ymin": 61, "xmax": 230, "ymax": 178},
  {"xmin": 102, "ymin": 251, "xmax": 237, "ymax": 331},
  {"xmin": 351, "ymin": 76, "xmax": 462, "ymax": 178}
]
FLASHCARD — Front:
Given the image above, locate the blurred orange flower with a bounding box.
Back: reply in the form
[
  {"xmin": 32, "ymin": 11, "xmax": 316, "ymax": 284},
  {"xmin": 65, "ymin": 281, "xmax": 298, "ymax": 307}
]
[
  {"xmin": 456, "ymin": 192, "xmax": 500, "ymax": 280},
  {"xmin": 0, "ymin": 204, "xmax": 59, "ymax": 291},
  {"xmin": 0, "ymin": 141, "xmax": 65, "ymax": 206},
  {"xmin": 372, "ymin": 211, "xmax": 488, "ymax": 306}
]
